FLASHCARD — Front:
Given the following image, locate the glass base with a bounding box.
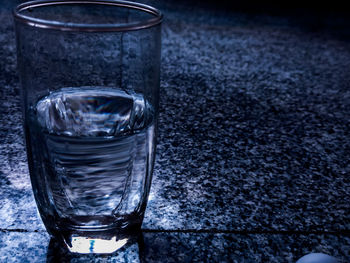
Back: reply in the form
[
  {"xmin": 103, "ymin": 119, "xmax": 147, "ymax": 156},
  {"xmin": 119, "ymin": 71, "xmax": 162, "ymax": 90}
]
[
  {"xmin": 52, "ymin": 223, "xmax": 142, "ymax": 254},
  {"xmin": 47, "ymin": 233, "xmax": 145, "ymax": 262},
  {"xmin": 65, "ymin": 235, "xmax": 129, "ymax": 254},
  {"xmin": 45, "ymin": 214, "xmax": 144, "ymax": 254}
]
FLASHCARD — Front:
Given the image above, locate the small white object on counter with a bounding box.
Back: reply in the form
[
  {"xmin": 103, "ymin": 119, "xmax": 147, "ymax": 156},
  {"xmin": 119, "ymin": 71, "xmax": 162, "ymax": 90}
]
[{"xmin": 296, "ymin": 253, "xmax": 338, "ymax": 263}]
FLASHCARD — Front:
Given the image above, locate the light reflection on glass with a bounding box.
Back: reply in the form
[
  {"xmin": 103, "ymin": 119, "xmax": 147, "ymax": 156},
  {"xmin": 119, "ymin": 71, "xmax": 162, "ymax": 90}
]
[{"xmin": 69, "ymin": 236, "xmax": 128, "ymax": 254}]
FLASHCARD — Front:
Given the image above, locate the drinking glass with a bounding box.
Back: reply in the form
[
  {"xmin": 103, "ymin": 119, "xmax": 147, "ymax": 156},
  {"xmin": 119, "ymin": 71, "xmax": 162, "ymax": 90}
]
[{"xmin": 13, "ymin": 0, "xmax": 162, "ymax": 254}]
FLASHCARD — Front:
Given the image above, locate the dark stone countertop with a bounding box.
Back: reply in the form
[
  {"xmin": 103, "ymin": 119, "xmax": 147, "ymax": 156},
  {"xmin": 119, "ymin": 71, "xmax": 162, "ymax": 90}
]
[{"xmin": 1, "ymin": 1, "xmax": 350, "ymax": 262}]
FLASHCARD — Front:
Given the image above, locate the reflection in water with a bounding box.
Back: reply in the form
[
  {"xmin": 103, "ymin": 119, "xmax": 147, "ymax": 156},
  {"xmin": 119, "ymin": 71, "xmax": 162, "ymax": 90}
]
[{"xmin": 46, "ymin": 233, "xmax": 145, "ymax": 263}]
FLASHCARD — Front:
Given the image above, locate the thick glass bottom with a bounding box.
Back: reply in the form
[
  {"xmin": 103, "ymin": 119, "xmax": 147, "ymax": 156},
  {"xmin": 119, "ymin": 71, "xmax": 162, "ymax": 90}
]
[
  {"xmin": 57, "ymin": 229, "xmax": 140, "ymax": 254},
  {"xmin": 49, "ymin": 217, "xmax": 142, "ymax": 254},
  {"xmin": 65, "ymin": 235, "xmax": 129, "ymax": 254}
]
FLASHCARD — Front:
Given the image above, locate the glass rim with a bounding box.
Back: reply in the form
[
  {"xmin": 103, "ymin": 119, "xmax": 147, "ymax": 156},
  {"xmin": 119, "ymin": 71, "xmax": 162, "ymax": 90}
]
[{"xmin": 13, "ymin": 0, "xmax": 163, "ymax": 32}]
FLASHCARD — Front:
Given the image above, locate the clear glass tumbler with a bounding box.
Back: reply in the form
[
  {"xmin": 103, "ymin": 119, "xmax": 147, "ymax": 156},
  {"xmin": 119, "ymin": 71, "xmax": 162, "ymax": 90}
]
[{"xmin": 13, "ymin": 0, "xmax": 162, "ymax": 254}]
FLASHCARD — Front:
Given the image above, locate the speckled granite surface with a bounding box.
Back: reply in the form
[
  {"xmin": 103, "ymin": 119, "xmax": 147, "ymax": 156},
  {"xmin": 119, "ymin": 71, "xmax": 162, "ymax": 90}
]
[
  {"xmin": 1, "ymin": 231, "xmax": 350, "ymax": 262},
  {"xmin": 1, "ymin": 0, "xmax": 350, "ymax": 262}
]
